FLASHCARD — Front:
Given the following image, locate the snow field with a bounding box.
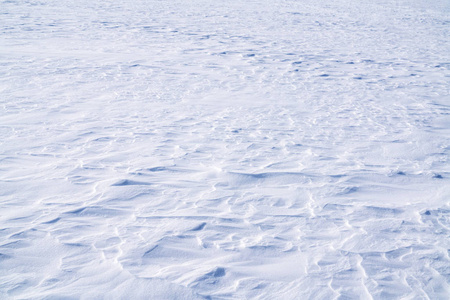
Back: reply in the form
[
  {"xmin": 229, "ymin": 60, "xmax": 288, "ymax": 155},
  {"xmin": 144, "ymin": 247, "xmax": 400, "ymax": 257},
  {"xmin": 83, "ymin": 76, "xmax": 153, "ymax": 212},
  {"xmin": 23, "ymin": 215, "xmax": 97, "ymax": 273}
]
[{"xmin": 0, "ymin": 0, "xmax": 449, "ymax": 299}]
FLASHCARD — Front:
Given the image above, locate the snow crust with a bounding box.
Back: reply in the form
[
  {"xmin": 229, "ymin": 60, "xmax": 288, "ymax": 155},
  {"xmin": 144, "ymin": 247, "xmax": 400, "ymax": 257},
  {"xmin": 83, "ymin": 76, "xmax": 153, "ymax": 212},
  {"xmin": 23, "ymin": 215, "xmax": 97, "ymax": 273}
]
[{"xmin": 1, "ymin": 0, "xmax": 449, "ymax": 299}]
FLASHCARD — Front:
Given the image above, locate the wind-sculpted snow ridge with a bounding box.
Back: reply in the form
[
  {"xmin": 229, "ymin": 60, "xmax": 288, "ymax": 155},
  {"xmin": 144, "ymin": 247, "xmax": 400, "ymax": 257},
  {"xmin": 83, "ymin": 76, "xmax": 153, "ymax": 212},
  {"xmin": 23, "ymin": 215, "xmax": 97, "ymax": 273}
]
[{"xmin": 1, "ymin": 0, "xmax": 449, "ymax": 299}]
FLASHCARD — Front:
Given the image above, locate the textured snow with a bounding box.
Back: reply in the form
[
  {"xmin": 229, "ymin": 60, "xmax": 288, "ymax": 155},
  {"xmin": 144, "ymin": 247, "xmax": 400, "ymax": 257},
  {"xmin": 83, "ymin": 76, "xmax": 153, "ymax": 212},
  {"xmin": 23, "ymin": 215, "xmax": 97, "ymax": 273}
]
[{"xmin": 1, "ymin": 0, "xmax": 449, "ymax": 299}]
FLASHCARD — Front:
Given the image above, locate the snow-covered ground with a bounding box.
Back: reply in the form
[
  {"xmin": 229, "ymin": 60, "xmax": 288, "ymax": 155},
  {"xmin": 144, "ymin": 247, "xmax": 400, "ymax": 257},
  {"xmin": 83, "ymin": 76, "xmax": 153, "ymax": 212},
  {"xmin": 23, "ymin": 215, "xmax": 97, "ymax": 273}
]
[{"xmin": 1, "ymin": 0, "xmax": 449, "ymax": 299}]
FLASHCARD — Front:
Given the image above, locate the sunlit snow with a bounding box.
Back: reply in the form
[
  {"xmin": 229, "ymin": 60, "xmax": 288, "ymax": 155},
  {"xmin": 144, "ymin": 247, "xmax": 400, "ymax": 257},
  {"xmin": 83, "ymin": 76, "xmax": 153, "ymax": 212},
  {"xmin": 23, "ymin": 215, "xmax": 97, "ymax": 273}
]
[{"xmin": 1, "ymin": 0, "xmax": 449, "ymax": 299}]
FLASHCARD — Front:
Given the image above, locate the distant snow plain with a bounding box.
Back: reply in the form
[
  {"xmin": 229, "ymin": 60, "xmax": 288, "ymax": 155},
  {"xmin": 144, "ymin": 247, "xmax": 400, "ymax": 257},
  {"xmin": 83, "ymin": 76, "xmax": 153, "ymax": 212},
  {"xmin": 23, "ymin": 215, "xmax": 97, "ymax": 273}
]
[{"xmin": 1, "ymin": 0, "xmax": 449, "ymax": 299}]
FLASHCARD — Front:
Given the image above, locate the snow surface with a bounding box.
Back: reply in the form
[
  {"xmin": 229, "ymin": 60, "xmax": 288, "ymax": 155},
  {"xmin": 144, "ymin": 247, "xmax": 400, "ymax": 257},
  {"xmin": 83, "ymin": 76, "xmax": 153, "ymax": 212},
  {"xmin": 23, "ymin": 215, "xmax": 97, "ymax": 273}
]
[{"xmin": 1, "ymin": 0, "xmax": 449, "ymax": 299}]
